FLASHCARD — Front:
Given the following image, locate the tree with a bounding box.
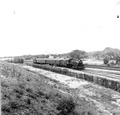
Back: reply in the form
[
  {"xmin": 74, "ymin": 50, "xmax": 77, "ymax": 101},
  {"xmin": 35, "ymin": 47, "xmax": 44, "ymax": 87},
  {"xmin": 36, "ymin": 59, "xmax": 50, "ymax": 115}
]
[{"xmin": 69, "ymin": 50, "xmax": 87, "ymax": 59}]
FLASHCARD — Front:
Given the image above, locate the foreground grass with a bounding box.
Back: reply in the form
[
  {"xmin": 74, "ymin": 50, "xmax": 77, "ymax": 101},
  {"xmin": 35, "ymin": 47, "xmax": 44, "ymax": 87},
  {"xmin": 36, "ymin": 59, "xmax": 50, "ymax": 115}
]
[{"xmin": 1, "ymin": 63, "xmax": 97, "ymax": 115}]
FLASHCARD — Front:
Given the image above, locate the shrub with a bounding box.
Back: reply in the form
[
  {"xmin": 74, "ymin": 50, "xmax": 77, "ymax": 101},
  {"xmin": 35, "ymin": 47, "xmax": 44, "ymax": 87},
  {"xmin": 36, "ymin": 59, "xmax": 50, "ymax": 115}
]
[
  {"xmin": 14, "ymin": 88, "xmax": 24, "ymax": 95},
  {"xmin": 61, "ymin": 69, "xmax": 69, "ymax": 75},
  {"xmin": 57, "ymin": 98, "xmax": 76, "ymax": 115},
  {"xmin": 2, "ymin": 104, "xmax": 11, "ymax": 113}
]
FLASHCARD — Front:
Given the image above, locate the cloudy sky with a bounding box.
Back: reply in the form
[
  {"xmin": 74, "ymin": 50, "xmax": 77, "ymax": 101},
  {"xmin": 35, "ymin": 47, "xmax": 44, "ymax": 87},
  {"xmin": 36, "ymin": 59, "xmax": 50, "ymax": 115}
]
[{"xmin": 0, "ymin": 0, "xmax": 120, "ymax": 57}]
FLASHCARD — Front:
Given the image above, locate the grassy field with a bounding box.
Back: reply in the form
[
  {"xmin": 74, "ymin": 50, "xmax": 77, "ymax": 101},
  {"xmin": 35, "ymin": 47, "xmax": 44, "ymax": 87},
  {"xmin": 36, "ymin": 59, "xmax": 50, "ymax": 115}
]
[
  {"xmin": 83, "ymin": 59, "xmax": 103, "ymax": 65},
  {"xmin": 1, "ymin": 62, "xmax": 100, "ymax": 115}
]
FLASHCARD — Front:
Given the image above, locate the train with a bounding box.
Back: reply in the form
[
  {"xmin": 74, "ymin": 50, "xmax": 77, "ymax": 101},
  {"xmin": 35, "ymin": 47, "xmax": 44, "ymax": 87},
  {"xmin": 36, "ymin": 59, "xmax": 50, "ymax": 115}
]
[
  {"xmin": 33, "ymin": 58, "xmax": 85, "ymax": 70},
  {"xmin": 9, "ymin": 57, "xmax": 85, "ymax": 70}
]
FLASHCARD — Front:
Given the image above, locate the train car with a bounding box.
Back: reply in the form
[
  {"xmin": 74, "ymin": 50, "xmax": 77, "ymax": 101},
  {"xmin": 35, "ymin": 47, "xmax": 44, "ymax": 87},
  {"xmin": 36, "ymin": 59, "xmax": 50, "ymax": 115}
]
[
  {"xmin": 24, "ymin": 59, "xmax": 33, "ymax": 63},
  {"xmin": 33, "ymin": 58, "xmax": 46, "ymax": 64},
  {"xmin": 55, "ymin": 59, "xmax": 61, "ymax": 65},
  {"xmin": 59, "ymin": 59, "xmax": 70, "ymax": 67},
  {"xmin": 13, "ymin": 57, "xmax": 24, "ymax": 63},
  {"xmin": 33, "ymin": 58, "xmax": 61, "ymax": 65},
  {"xmin": 45, "ymin": 59, "xmax": 56, "ymax": 65},
  {"xmin": 33, "ymin": 58, "xmax": 85, "ymax": 70}
]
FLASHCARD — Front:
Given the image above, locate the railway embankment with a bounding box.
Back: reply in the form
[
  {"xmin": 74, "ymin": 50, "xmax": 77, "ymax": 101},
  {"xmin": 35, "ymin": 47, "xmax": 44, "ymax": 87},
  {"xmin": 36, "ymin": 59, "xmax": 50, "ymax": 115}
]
[
  {"xmin": 26, "ymin": 63, "xmax": 120, "ymax": 92},
  {"xmin": 1, "ymin": 62, "xmax": 120, "ymax": 115},
  {"xmin": 0, "ymin": 62, "xmax": 100, "ymax": 115}
]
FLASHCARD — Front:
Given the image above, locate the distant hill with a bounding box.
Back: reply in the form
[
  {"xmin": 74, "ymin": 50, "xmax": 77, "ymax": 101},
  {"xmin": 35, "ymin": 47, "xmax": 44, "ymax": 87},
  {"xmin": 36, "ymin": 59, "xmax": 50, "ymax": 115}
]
[
  {"xmin": 88, "ymin": 47, "xmax": 120, "ymax": 59},
  {"xmin": 101, "ymin": 47, "xmax": 120, "ymax": 56}
]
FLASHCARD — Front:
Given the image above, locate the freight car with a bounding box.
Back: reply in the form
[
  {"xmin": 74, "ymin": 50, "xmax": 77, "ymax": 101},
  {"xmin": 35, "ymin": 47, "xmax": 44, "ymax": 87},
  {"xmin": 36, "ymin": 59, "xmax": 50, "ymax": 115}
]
[
  {"xmin": 33, "ymin": 58, "xmax": 85, "ymax": 70},
  {"xmin": 9, "ymin": 57, "xmax": 24, "ymax": 63}
]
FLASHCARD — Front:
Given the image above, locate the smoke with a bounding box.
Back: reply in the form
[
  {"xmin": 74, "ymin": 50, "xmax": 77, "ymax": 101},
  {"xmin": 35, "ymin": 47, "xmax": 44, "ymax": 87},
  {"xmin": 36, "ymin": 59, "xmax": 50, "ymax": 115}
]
[
  {"xmin": 116, "ymin": 1, "xmax": 120, "ymax": 5},
  {"xmin": 116, "ymin": 1, "xmax": 120, "ymax": 18}
]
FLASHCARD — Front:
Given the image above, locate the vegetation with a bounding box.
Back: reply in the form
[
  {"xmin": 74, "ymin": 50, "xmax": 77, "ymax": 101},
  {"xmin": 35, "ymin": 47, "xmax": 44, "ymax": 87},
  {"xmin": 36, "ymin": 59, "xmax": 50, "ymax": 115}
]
[
  {"xmin": 88, "ymin": 47, "xmax": 120, "ymax": 59},
  {"xmin": 1, "ymin": 63, "xmax": 96, "ymax": 115},
  {"xmin": 69, "ymin": 50, "xmax": 88, "ymax": 59}
]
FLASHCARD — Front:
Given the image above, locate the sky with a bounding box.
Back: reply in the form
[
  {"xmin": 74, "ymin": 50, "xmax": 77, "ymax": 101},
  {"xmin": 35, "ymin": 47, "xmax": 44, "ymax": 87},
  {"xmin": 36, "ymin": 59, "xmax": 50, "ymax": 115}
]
[{"xmin": 0, "ymin": 0, "xmax": 120, "ymax": 57}]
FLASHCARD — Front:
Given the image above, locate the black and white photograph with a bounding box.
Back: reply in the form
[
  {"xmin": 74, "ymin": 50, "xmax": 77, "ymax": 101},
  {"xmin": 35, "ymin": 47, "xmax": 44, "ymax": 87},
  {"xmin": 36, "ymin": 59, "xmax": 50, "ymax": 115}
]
[{"xmin": 0, "ymin": 0, "xmax": 120, "ymax": 115}]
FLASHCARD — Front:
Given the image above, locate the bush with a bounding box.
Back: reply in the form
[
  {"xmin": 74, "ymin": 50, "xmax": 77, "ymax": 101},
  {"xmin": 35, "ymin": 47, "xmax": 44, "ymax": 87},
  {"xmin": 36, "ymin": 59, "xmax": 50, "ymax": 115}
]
[
  {"xmin": 2, "ymin": 104, "xmax": 11, "ymax": 113},
  {"xmin": 53, "ymin": 67, "xmax": 61, "ymax": 73},
  {"xmin": 61, "ymin": 69, "xmax": 69, "ymax": 75},
  {"xmin": 14, "ymin": 88, "xmax": 24, "ymax": 95},
  {"xmin": 26, "ymin": 88, "xmax": 33, "ymax": 93},
  {"xmin": 57, "ymin": 98, "xmax": 76, "ymax": 115}
]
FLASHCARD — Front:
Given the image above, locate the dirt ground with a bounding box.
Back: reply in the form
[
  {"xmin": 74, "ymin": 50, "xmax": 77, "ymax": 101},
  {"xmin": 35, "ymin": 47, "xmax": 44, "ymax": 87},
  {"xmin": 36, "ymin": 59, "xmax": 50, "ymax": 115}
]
[{"xmin": 1, "ymin": 62, "xmax": 120, "ymax": 115}]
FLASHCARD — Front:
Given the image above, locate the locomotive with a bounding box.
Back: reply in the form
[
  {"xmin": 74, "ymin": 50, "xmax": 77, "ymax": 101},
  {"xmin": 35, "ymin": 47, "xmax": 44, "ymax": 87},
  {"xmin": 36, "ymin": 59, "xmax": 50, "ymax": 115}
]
[{"xmin": 33, "ymin": 58, "xmax": 85, "ymax": 70}]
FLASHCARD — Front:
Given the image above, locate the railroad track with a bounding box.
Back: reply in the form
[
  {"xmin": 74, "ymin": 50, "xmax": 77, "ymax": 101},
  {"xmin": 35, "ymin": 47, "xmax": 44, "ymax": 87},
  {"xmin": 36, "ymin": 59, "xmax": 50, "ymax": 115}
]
[{"xmin": 85, "ymin": 64, "xmax": 120, "ymax": 71}]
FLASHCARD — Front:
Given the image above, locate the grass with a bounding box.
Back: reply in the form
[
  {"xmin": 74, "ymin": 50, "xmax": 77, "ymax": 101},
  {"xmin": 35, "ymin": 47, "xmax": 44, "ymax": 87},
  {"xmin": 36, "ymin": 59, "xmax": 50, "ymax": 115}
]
[
  {"xmin": 1, "ymin": 63, "xmax": 87, "ymax": 115},
  {"xmin": 83, "ymin": 59, "xmax": 103, "ymax": 65}
]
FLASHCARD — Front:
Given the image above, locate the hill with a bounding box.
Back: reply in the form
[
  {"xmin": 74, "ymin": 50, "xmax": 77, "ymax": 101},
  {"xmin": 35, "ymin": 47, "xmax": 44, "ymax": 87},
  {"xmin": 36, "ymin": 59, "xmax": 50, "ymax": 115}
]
[
  {"xmin": 101, "ymin": 47, "xmax": 120, "ymax": 56},
  {"xmin": 88, "ymin": 47, "xmax": 120, "ymax": 59}
]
